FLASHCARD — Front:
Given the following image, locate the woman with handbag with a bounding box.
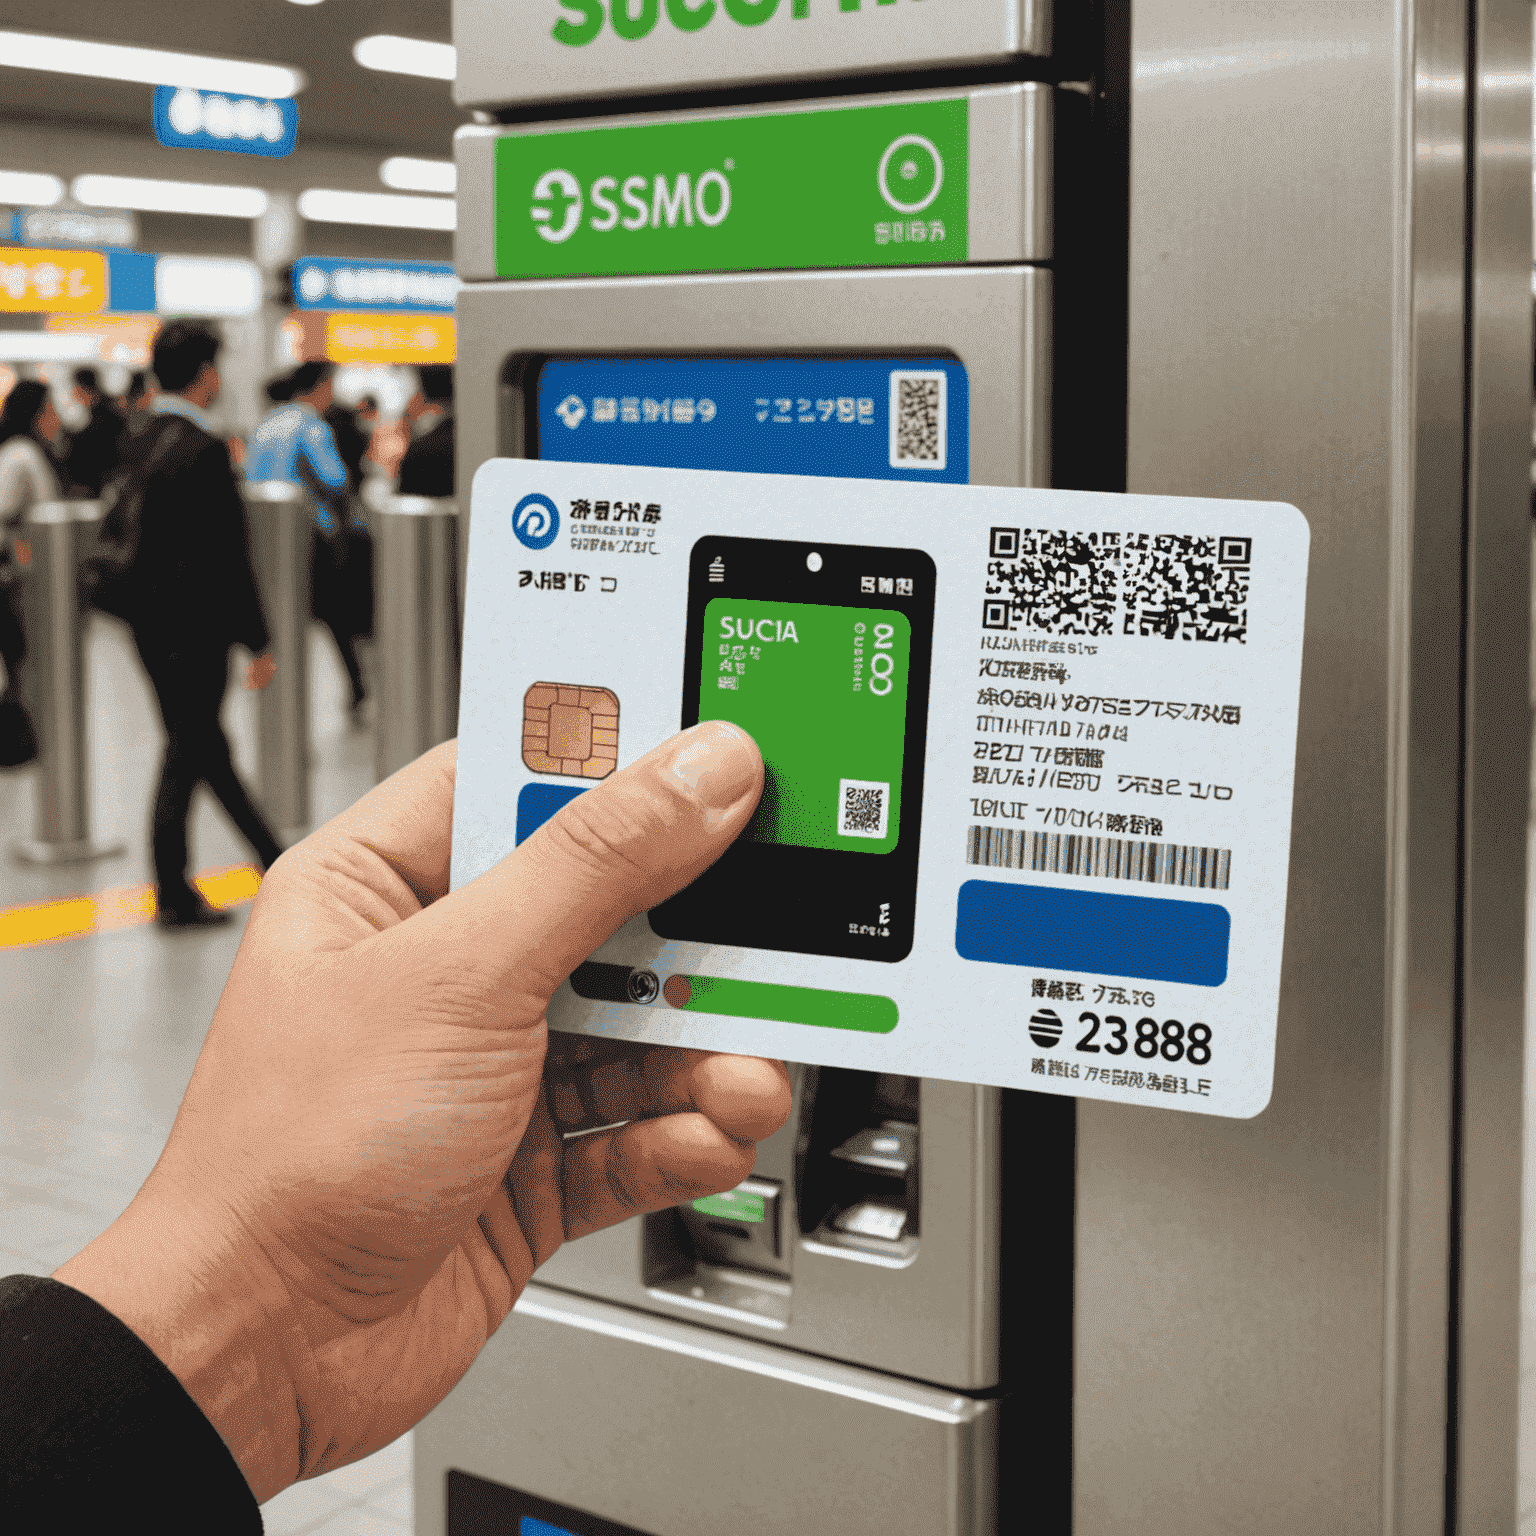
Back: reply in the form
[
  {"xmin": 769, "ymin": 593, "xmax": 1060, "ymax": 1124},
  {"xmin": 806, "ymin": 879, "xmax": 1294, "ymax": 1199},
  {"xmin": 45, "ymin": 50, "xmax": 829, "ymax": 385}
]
[{"xmin": 0, "ymin": 382, "xmax": 65, "ymax": 766}]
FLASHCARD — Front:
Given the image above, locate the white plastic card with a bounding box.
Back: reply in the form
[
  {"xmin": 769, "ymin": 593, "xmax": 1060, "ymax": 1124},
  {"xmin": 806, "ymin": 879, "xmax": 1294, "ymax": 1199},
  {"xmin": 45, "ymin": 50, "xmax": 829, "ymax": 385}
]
[{"xmin": 452, "ymin": 460, "xmax": 1310, "ymax": 1119}]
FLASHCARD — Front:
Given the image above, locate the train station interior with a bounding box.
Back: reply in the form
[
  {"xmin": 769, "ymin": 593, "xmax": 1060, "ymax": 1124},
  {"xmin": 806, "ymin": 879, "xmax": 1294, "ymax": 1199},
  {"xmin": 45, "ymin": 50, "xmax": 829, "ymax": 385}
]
[{"xmin": 1, "ymin": 2, "xmax": 1534, "ymax": 1532}]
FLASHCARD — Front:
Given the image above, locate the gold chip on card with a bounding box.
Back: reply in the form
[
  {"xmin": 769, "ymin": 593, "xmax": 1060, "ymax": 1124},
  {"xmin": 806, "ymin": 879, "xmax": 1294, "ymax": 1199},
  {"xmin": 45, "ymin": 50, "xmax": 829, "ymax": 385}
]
[{"xmin": 522, "ymin": 683, "xmax": 619, "ymax": 779}]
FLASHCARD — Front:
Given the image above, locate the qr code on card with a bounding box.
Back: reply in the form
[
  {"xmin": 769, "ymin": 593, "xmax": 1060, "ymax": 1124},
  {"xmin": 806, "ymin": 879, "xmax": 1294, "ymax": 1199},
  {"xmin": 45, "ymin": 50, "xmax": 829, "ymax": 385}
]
[
  {"xmin": 839, "ymin": 779, "xmax": 889, "ymax": 839},
  {"xmin": 889, "ymin": 371, "xmax": 946, "ymax": 470},
  {"xmin": 1122, "ymin": 533, "xmax": 1249, "ymax": 641},
  {"xmin": 982, "ymin": 529, "xmax": 1121, "ymax": 637},
  {"xmin": 982, "ymin": 528, "xmax": 1251, "ymax": 642}
]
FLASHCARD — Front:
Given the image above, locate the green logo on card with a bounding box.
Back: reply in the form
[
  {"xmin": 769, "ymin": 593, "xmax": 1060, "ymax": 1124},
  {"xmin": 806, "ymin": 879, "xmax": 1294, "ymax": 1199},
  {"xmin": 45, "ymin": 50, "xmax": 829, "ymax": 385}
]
[{"xmin": 494, "ymin": 98, "xmax": 968, "ymax": 279}]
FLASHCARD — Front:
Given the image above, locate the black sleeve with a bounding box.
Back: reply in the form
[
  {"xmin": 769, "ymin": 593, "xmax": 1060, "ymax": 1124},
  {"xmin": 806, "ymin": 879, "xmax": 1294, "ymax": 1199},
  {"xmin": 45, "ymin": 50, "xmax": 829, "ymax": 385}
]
[
  {"xmin": 398, "ymin": 419, "xmax": 455, "ymax": 498},
  {"xmin": 0, "ymin": 1275, "xmax": 264, "ymax": 1531},
  {"xmin": 199, "ymin": 437, "xmax": 272, "ymax": 655}
]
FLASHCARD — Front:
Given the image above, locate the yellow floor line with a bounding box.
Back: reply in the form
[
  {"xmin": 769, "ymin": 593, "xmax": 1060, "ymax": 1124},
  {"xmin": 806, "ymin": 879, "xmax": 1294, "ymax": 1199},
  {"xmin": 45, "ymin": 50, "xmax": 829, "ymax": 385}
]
[{"xmin": 0, "ymin": 865, "xmax": 262, "ymax": 950}]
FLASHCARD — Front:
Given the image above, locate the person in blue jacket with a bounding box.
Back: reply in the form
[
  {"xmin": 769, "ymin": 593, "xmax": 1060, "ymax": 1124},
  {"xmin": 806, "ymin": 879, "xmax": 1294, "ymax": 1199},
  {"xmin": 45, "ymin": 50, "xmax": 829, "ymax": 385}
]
[
  {"xmin": 248, "ymin": 363, "xmax": 368, "ymax": 718},
  {"xmin": 0, "ymin": 722, "xmax": 786, "ymax": 1529}
]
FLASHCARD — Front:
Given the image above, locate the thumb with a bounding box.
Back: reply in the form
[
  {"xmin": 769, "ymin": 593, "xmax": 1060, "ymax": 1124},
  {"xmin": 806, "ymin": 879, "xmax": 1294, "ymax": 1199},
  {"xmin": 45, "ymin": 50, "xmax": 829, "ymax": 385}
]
[{"xmin": 385, "ymin": 720, "xmax": 763, "ymax": 1009}]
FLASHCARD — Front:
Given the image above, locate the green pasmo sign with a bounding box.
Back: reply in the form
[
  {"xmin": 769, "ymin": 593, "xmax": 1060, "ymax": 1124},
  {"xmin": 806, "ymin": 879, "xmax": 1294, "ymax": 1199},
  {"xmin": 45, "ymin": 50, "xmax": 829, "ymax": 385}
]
[{"xmin": 494, "ymin": 97, "xmax": 968, "ymax": 279}]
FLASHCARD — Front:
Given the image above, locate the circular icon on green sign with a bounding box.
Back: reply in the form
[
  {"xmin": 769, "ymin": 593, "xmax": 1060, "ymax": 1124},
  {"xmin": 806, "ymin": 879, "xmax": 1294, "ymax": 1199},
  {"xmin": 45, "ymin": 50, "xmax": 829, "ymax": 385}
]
[{"xmin": 878, "ymin": 134, "xmax": 944, "ymax": 215}]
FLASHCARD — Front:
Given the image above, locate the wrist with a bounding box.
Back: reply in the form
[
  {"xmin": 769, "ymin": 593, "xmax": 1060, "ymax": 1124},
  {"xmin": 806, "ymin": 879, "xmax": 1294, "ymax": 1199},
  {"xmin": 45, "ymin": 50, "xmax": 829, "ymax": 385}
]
[{"xmin": 53, "ymin": 1189, "xmax": 303, "ymax": 1504}]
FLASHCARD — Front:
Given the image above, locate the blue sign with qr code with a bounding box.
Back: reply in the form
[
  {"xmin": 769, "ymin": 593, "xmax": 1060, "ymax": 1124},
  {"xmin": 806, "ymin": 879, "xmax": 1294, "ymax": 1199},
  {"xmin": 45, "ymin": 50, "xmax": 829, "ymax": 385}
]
[{"xmin": 536, "ymin": 358, "xmax": 969, "ymax": 483}]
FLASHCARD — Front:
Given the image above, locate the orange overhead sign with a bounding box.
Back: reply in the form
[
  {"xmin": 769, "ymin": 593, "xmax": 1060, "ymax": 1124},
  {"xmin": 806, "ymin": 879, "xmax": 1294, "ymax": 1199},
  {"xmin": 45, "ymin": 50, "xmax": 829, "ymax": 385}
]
[
  {"xmin": 45, "ymin": 313, "xmax": 160, "ymax": 367},
  {"xmin": 0, "ymin": 248, "xmax": 108, "ymax": 313},
  {"xmin": 325, "ymin": 311, "xmax": 456, "ymax": 364}
]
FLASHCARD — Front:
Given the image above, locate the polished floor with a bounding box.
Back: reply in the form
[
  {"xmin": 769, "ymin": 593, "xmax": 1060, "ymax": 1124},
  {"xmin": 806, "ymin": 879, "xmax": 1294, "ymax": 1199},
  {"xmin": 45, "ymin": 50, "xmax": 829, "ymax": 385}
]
[{"xmin": 0, "ymin": 615, "xmax": 410, "ymax": 1534}]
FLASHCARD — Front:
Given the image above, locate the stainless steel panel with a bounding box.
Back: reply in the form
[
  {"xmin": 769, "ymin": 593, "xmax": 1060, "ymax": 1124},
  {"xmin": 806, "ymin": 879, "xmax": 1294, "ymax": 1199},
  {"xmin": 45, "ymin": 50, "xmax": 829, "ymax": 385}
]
[
  {"xmin": 245, "ymin": 482, "xmax": 312, "ymax": 835},
  {"xmin": 413, "ymin": 1282, "xmax": 997, "ymax": 1536},
  {"xmin": 534, "ymin": 1075, "xmax": 1003, "ymax": 1390},
  {"xmin": 452, "ymin": 0, "xmax": 1048, "ymax": 114},
  {"xmin": 1457, "ymin": 0, "xmax": 1531, "ymax": 1526},
  {"xmin": 453, "ymin": 83, "xmax": 1053, "ymax": 282},
  {"xmin": 372, "ymin": 494, "xmax": 461, "ymax": 784},
  {"xmin": 1080, "ymin": 1, "xmax": 1529, "ymax": 1532},
  {"xmin": 10, "ymin": 502, "xmax": 124, "ymax": 866}
]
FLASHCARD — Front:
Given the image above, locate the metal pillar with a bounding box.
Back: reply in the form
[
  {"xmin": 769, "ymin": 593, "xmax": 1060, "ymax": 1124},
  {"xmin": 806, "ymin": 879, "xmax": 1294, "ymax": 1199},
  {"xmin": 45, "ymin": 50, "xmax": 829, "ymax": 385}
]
[
  {"xmin": 11, "ymin": 500, "xmax": 125, "ymax": 865},
  {"xmin": 373, "ymin": 493, "xmax": 459, "ymax": 782},
  {"xmin": 242, "ymin": 481, "xmax": 311, "ymax": 834}
]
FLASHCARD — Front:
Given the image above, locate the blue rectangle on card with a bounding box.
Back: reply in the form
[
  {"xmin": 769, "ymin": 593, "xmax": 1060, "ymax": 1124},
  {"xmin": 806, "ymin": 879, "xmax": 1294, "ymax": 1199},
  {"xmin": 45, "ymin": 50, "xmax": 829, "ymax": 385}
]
[
  {"xmin": 955, "ymin": 880, "xmax": 1231, "ymax": 987},
  {"xmin": 516, "ymin": 782, "xmax": 589, "ymax": 845},
  {"xmin": 537, "ymin": 357, "xmax": 968, "ymax": 483}
]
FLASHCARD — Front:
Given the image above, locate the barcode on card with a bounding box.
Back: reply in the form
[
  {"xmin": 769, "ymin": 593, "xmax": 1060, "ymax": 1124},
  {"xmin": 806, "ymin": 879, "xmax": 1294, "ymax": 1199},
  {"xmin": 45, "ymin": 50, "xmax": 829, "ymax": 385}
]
[
  {"xmin": 965, "ymin": 825, "xmax": 1232, "ymax": 890},
  {"xmin": 889, "ymin": 370, "xmax": 946, "ymax": 470},
  {"xmin": 840, "ymin": 779, "xmax": 890, "ymax": 839}
]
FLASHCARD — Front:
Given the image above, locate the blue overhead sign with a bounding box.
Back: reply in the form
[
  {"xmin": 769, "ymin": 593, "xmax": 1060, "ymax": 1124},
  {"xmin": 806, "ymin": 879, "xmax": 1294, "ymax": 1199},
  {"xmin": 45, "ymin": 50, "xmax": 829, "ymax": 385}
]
[
  {"xmin": 153, "ymin": 85, "xmax": 298, "ymax": 157},
  {"xmin": 292, "ymin": 257, "xmax": 458, "ymax": 313},
  {"xmin": 7, "ymin": 207, "xmax": 138, "ymax": 250}
]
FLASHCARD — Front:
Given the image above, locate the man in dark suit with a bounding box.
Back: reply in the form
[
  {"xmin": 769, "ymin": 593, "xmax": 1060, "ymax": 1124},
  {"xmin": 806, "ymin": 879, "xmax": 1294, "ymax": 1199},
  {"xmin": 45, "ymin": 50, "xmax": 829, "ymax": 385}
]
[
  {"xmin": 128, "ymin": 321, "xmax": 283, "ymax": 927},
  {"xmin": 397, "ymin": 362, "xmax": 455, "ymax": 497}
]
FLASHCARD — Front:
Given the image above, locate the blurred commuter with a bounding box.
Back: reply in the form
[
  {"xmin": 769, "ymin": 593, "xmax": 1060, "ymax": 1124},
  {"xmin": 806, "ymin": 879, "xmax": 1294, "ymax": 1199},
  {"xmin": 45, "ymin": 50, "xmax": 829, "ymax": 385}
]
[
  {"xmin": 123, "ymin": 370, "xmax": 155, "ymax": 424},
  {"xmin": 323, "ymin": 392, "xmax": 377, "ymax": 660},
  {"xmin": 248, "ymin": 362, "xmax": 366, "ymax": 718},
  {"xmin": 260, "ymin": 372, "xmax": 295, "ymax": 412},
  {"xmin": 398, "ymin": 364, "xmax": 455, "ymax": 497},
  {"xmin": 63, "ymin": 367, "xmax": 126, "ymax": 499},
  {"xmin": 325, "ymin": 395, "xmax": 371, "ymax": 493},
  {"xmin": 356, "ymin": 392, "xmax": 380, "ymax": 437},
  {"xmin": 0, "ymin": 381, "xmax": 62, "ymax": 738},
  {"xmin": 0, "ymin": 380, "xmax": 63, "ymax": 522},
  {"xmin": 125, "ymin": 321, "xmax": 283, "ymax": 929}
]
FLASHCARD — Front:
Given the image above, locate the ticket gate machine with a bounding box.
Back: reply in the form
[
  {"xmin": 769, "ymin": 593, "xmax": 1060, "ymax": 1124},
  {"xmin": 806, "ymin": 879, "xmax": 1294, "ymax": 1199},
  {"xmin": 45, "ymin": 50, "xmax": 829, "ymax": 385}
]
[
  {"xmin": 424, "ymin": 1, "xmax": 1532, "ymax": 1532},
  {"xmin": 416, "ymin": 18, "xmax": 1075, "ymax": 1534}
]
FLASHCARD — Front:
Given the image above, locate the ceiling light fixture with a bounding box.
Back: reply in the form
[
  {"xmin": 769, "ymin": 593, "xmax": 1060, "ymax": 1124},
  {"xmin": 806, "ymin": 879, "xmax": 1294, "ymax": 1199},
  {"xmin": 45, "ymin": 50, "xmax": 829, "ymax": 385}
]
[
  {"xmin": 156, "ymin": 256, "xmax": 263, "ymax": 317},
  {"xmin": 0, "ymin": 30, "xmax": 304, "ymax": 97},
  {"xmin": 0, "ymin": 333, "xmax": 103, "ymax": 364},
  {"xmin": 380, "ymin": 157, "xmax": 456, "ymax": 194},
  {"xmin": 0, "ymin": 170, "xmax": 65, "ymax": 206},
  {"xmin": 73, "ymin": 175, "xmax": 269, "ymax": 219},
  {"xmin": 353, "ymin": 35, "xmax": 456, "ymax": 81},
  {"xmin": 298, "ymin": 188, "xmax": 456, "ymax": 231}
]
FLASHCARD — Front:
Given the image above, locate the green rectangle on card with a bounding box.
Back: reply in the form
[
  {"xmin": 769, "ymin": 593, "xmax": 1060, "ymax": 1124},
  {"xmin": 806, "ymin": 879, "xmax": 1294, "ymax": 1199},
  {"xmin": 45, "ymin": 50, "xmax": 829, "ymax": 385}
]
[
  {"xmin": 699, "ymin": 598, "xmax": 910, "ymax": 854},
  {"xmin": 692, "ymin": 1189, "xmax": 766, "ymax": 1224},
  {"xmin": 496, "ymin": 98, "xmax": 968, "ymax": 279},
  {"xmin": 670, "ymin": 974, "xmax": 899, "ymax": 1035}
]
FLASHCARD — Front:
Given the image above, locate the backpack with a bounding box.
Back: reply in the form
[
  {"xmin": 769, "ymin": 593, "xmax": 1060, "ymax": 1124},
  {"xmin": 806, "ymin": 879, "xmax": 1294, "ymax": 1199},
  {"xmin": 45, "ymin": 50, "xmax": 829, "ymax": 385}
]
[{"xmin": 81, "ymin": 415, "xmax": 196, "ymax": 622}]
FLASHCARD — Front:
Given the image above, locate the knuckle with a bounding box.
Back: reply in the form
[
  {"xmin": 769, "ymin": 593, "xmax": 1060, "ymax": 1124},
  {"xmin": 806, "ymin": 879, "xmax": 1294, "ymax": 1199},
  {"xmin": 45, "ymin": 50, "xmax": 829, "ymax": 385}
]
[{"xmin": 541, "ymin": 794, "xmax": 658, "ymax": 886}]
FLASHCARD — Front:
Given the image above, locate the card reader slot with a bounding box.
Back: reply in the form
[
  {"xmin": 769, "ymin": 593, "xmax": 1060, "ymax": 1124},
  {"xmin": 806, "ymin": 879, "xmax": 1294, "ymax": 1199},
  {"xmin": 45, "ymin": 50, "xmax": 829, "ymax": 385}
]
[{"xmin": 796, "ymin": 1068, "xmax": 921, "ymax": 1261}]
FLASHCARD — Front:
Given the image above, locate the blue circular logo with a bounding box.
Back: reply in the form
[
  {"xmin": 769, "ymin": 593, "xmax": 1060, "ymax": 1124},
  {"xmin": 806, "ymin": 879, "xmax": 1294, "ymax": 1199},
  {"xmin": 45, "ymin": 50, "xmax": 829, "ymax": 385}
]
[{"xmin": 512, "ymin": 492, "xmax": 560, "ymax": 550}]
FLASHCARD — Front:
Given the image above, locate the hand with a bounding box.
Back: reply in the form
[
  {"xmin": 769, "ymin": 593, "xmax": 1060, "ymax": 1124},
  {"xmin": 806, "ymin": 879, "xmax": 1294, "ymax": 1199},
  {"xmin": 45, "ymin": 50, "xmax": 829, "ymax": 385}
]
[
  {"xmin": 228, "ymin": 435, "xmax": 247, "ymax": 468},
  {"xmin": 52, "ymin": 724, "xmax": 785, "ymax": 1505},
  {"xmin": 245, "ymin": 652, "xmax": 277, "ymax": 691}
]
